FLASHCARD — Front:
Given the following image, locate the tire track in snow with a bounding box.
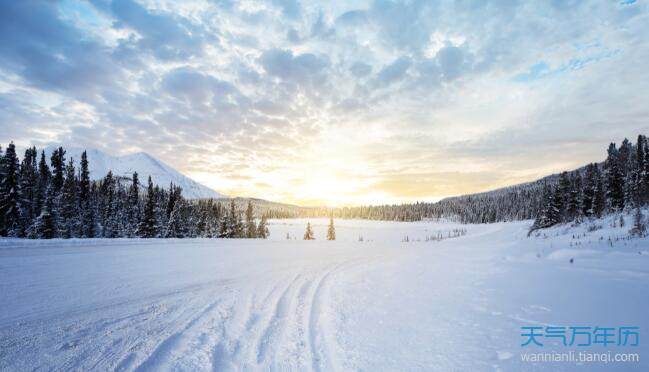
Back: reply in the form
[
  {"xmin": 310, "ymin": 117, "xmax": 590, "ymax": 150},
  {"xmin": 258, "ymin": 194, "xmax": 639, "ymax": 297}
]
[
  {"xmin": 255, "ymin": 274, "xmax": 303, "ymax": 364},
  {"xmin": 133, "ymin": 296, "xmax": 226, "ymax": 371},
  {"xmin": 308, "ymin": 264, "xmax": 338, "ymax": 372},
  {"xmin": 229, "ymin": 273, "xmax": 301, "ymax": 368},
  {"xmin": 308, "ymin": 257, "xmax": 376, "ymax": 372}
]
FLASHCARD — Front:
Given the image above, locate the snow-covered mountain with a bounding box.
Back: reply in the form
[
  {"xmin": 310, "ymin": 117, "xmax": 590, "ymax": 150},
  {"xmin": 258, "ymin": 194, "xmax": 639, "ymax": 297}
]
[{"xmin": 45, "ymin": 147, "xmax": 225, "ymax": 199}]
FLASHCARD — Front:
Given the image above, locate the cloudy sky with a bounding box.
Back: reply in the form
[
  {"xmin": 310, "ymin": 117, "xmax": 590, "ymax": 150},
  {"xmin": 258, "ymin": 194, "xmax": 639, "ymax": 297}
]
[{"xmin": 1, "ymin": 0, "xmax": 648, "ymax": 206}]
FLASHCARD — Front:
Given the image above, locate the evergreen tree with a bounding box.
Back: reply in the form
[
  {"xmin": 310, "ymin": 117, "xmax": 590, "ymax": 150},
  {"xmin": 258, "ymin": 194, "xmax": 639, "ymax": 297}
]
[
  {"xmin": 18, "ymin": 147, "xmax": 38, "ymax": 237},
  {"xmin": 32, "ymin": 185, "xmax": 57, "ymax": 239},
  {"xmin": 633, "ymin": 135, "xmax": 647, "ymax": 205},
  {"xmin": 36, "ymin": 150, "xmax": 50, "ymax": 214},
  {"xmin": 50, "ymin": 147, "xmax": 66, "ymax": 193},
  {"xmin": 530, "ymin": 185, "xmax": 561, "ymax": 232},
  {"xmin": 245, "ymin": 200, "xmax": 256, "ymax": 238},
  {"xmin": 100, "ymin": 171, "xmax": 118, "ymax": 238},
  {"xmin": 78, "ymin": 151, "xmax": 92, "ymax": 237},
  {"xmin": 126, "ymin": 171, "xmax": 140, "ymax": 236},
  {"xmin": 593, "ymin": 167, "xmax": 606, "ymax": 218},
  {"xmin": 566, "ymin": 173, "xmax": 582, "ymax": 221},
  {"xmin": 327, "ymin": 215, "xmax": 335, "ymax": 240},
  {"xmin": 303, "ymin": 222, "xmax": 315, "ymax": 240},
  {"xmin": 557, "ymin": 171, "xmax": 571, "ymax": 221},
  {"xmin": 60, "ymin": 158, "xmax": 78, "ymax": 238},
  {"xmin": 165, "ymin": 182, "xmax": 180, "ymax": 221},
  {"xmin": 257, "ymin": 214, "xmax": 269, "ymax": 239},
  {"xmin": 225, "ymin": 200, "xmax": 242, "ymax": 238},
  {"xmin": 0, "ymin": 146, "xmax": 4, "ymax": 234},
  {"xmin": 605, "ymin": 143, "xmax": 625, "ymax": 211},
  {"xmin": 581, "ymin": 164, "xmax": 597, "ymax": 217},
  {"xmin": 1, "ymin": 143, "xmax": 21, "ymax": 236},
  {"xmin": 164, "ymin": 202, "xmax": 184, "ymax": 238},
  {"xmin": 138, "ymin": 176, "xmax": 158, "ymax": 238}
]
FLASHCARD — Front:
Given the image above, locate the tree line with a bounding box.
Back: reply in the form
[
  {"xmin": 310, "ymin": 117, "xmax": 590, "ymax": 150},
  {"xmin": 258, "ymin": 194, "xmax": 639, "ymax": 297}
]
[
  {"xmin": 0, "ymin": 144, "xmax": 269, "ymax": 239},
  {"xmin": 531, "ymin": 134, "xmax": 649, "ymax": 232}
]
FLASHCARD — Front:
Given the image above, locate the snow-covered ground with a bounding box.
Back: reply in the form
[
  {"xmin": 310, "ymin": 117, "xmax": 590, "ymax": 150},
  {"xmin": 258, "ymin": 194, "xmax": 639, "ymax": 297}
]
[{"xmin": 1, "ymin": 218, "xmax": 648, "ymax": 371}]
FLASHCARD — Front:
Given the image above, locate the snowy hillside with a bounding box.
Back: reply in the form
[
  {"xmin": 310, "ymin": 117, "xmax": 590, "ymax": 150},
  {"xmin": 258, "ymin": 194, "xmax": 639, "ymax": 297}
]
[
  {"xmin": 1, "ymin": 219, "xmax": 647, "ymax": 371},
  {"xmin": 45, "ymin": 147, "xmax": 224, "ymax": 199}
]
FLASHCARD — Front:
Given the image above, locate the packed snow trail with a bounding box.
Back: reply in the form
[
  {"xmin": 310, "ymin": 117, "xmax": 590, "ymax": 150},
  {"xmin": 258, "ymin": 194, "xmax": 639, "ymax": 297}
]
[{"xmin": 1, "ymin": 218, "xmax": 648, "ymax": 371}]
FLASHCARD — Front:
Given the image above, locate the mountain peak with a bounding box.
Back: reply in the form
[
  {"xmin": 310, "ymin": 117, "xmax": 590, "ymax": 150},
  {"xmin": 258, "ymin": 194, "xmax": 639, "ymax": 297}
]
[{"xmin": 44, "ymin": 146, "xmax": 225, "ymax": 199}]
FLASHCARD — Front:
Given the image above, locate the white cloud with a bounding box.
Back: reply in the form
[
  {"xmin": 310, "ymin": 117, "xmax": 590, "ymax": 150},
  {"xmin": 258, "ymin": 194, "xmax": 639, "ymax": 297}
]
[{"xmin": 1, "ymin": 0, "xmax": 648, "ymax": 205}]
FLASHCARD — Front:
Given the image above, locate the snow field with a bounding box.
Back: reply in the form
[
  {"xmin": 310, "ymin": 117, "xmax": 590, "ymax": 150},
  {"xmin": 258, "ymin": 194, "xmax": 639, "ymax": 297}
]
[{"xmin": 0, "ymin": 218, "xmax": 648, "ymax": 371}]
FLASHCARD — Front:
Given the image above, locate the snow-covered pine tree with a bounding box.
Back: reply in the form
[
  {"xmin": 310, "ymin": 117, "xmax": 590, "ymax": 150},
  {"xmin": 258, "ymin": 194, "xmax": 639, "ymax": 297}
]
[
  {"xmin": 567, "ymin": 173, "xmax": 582, "ymax": 221},
  {"xmin": 126, "ymin": 171, "xmax": 141, "ymax": 237},
  {"xmin": 593, "ymin": 166, "xmax": 606, "ymax": 217},
  {"xmin": 632, "ymin": 135, "xmax": 647, "ymax": 206},
  {"xmin": 530, "ymin": 184, "xmax": 561, "ymax": 232},
  {"xmin": 100, "ymin": 171, "xmax": 118, "ymax": 238},
  {"xmin": 50, "ymin": 147, "xmax": 66, "ymax": 194},
  {"xmin": 164, "ymin": 201, "xmax": 184, "ymax": 238},
  {"xmin": 644, "ymin": 135, "xmax": 649, "ymax": 202},
  {"xmin": 557, "ymin": 171, "xmax": 571, "ymax": 221},
  {"xmin": 18, "ymin": 147, "xmax": 38, "ymax": 237},
  {"xmin": 0, "ymin": 145, "xmax": 4, "ymax": 235},
  {"xmin": 225, "ymin": 200, "xmax": 242, "ymax": 238},
  {"xmin": 303, "ymin": 222, "xmax": 315, "ymax": 240},
  {"xmin": 154, "ymin": 185, "xmax": 167, "ymax": 231},
  {"xmin": 0, "ymin": 142, "xmax": 21, "ymax": 237},
  {"xmin": 165, "ymin": 182, "xmax": 179, "ymax": 222},
  {"xmin": 605, "ymin": 143, "xmax": 625, "ymax": 211},
  {"xmin": 196, "ymin": 205, "xmax": 207, "ymax": 237},
  {"xmin": 581, "ymin": 163, "xmax": 597, "ymax": 217},
  {"xmin": 1, "ymin": 143, "xmax": 21, "ymax": 236},
  {"xmin": 36, "ymin": 151, "xmax": 50, "ymax": 215},
  {"xmin": 245, "ymin": 200, "xmax": 256, "ymax": 238},
  {"xmin": 138, "ymin": 177, "xmax": 158, "ymax": 238},
  {"xmin": 60, "ymin": 158, "xmax": 78, "ymax": 238},
  {"xmin": 327, "ymin": 215, "xmax": 335, "ymax": 240},
  {"xmin": 257, "ymin": 214, "xmax": 269, "ymax": 239},
  {"xmin": 32, "ymin": 185, "xmax": 58, "ymax": 239}
]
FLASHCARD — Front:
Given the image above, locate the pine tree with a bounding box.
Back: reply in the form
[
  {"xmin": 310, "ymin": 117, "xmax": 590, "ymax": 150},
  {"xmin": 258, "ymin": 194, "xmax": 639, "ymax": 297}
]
[
  {"xmin": 50, "ymin": 147, "xmax": 66, "ymax": 194},
  {"xmin": 126, "ymin": 171, "xmax": 140, "ymax": 236},
  {"xmin": 164, "ymin": 202, "xmax": 184, "ymax": 238},
  {"xmin": 245, "ymin": 200, "xmax": 256, "ymax": 238},
  {"xmin": 1, "ymin": 143, "xmax": 21, "ymax": 236},
  {"xmin": 60, "ymin": 158, "xmax": 78, "ymax": 238},
  {"xmin": 593, "ymin": 167, "xmax": 606, "ymax": 218},
  {"xmin": 138, "ymin": 176, "xmax": 158, "ymax": 238},
  {"xmin": 32, "ymin": 185, "xmax": 58, "ymax": 239},
  {"xmin": 225, "ymin": 200, "xmax": 242, "ymax": 238},
  {"xmin": 36, "ymin": 150, "xmax": 50, "ymax": 215},
  {"xmin": 605, "ymin": 143, "xmax": 625, "ymax": 211},
  {"xmin": 303, "ymin": 222, "xmax": 315, "ymax": 240},
  {"xmin": 257, "ymin": 214, "xmax": 269, "ymax": 239},
  {"xmin": 100, "ymin": 171, "xmax": 117, "ymax": 238},
  {"xmin": 327, "ymin": 215, "xmax": 335, "ymax": 240},
  {"xmin": 566, "ymin": 173, "xmax": 581, "ymax": 221},
  {"xmin": 633, "ymin": 135, "xmax": 647, "ymax": 206},
  {"xmin": 18, "ymin": 147, "xmax": 38, "ymax": 236},
  {"xmin": 78, "ymin": 151, "xmax": 93, "ymax": 237},
  {"xmin": 530, "ymin": 185, "xmax": 561, "ymax": 232},
  {"xmin": 581, "ymin": 164, "xmax": 597, "ymax": 217},
  {"xmin": 557, "ymin": 171, "xmax": 571, "ymax": 221},
  {"xmin": 0, "ymin": 145, "xmax": 4, "ymax": 234},
  {"xmin": 165, "ymin": 182, "xmax": 179, "ymax": 221}
]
